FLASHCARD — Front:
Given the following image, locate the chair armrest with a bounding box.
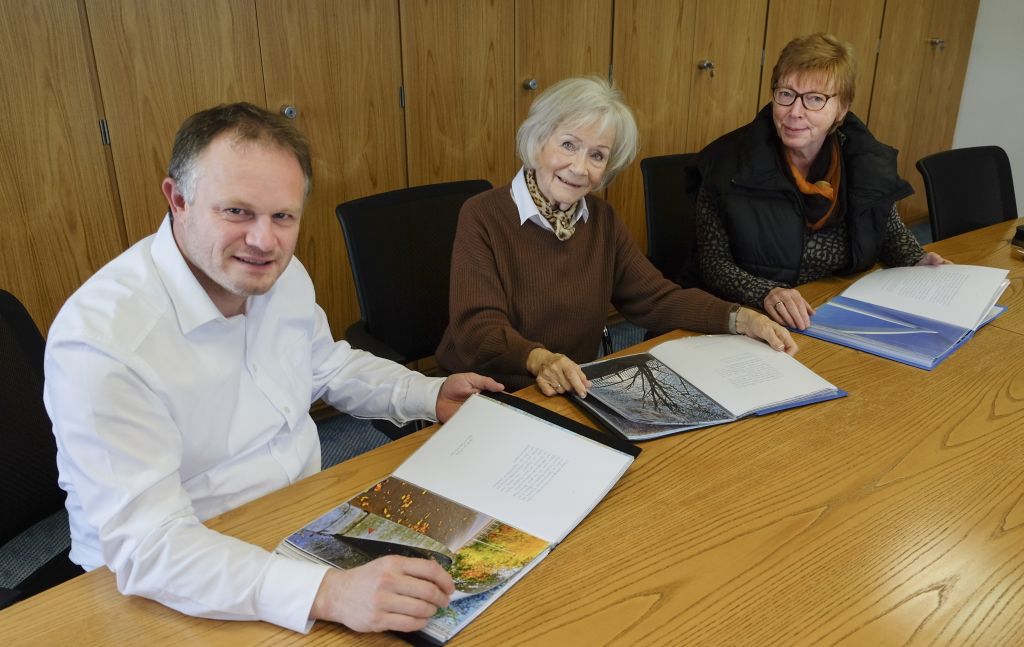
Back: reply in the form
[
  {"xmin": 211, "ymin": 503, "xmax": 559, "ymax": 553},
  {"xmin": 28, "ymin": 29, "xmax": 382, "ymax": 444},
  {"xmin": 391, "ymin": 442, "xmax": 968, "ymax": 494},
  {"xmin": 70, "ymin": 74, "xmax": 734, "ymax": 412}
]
[{"xmin": 343, "ymin": 321, "xmax": 406, "ymax": 364}]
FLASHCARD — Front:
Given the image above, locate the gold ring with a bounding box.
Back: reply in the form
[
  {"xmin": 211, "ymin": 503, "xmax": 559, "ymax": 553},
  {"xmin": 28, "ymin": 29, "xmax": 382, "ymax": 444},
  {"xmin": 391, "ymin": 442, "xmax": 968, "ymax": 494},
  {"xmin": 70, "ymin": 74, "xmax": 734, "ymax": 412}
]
[{"xmin": 775, "ymin": 301, "xmax": 785, "ymax": 308}]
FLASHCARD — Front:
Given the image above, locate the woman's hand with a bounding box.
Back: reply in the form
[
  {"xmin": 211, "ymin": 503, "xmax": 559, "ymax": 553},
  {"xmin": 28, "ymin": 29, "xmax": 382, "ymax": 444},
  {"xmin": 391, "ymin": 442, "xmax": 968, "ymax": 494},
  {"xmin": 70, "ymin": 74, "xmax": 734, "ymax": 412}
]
[
  {"xmin": 916, "ymin": 251, "xmax": 951, "ymax": 266},
  {"xmin": 736, "ymin": 307, "xmax": 799, "ymax": 355},
  {"xmin": 763, "ymin": 287, "xmax": 815, "ymax": 330},
  {"xmin": 526, "ymin": 348, "xmax": 591, "ymax": 397}
]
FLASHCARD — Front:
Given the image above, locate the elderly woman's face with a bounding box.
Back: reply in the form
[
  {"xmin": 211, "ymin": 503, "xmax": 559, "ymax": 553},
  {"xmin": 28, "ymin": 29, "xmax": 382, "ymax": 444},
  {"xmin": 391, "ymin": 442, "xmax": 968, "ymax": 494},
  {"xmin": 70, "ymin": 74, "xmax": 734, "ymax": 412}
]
[
  {"xmin": 772, "ymin": 73, "xmax": 848, "ymax": 161},
  {"xmin": 535, "ymin": 121, "xmax": 614, "ymax": 209}
]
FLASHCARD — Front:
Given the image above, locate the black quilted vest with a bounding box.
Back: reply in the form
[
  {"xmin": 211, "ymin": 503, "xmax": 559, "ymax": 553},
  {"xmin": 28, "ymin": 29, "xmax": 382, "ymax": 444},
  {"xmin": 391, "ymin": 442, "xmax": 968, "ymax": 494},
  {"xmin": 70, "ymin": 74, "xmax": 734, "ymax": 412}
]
[{"xmin": 697, "ymin": 105, "xmax": 913, "ymax": 285}]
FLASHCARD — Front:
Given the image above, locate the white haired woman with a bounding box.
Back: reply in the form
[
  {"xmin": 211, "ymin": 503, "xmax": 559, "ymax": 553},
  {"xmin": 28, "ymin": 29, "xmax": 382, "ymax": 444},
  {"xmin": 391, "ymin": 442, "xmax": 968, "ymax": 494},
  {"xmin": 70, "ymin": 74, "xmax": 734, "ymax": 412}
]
[{"xmin": 435, "ymin": 77, "xmax": 796, "ymax": 397}]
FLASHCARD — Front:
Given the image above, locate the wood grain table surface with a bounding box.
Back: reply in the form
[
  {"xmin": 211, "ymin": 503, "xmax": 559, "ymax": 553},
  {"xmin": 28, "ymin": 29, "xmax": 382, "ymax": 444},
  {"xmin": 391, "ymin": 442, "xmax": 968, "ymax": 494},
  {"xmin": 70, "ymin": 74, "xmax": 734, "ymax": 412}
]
[{"xmin": 2, "ymin": 220, "xmax": 1021, "ymax": 646}]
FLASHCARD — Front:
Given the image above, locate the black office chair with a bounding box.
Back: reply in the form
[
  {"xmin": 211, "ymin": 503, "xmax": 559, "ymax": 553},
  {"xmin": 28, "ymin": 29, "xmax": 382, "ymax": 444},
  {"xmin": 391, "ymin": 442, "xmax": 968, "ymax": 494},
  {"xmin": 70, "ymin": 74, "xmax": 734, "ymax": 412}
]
[
  {"xmin": 0, "ymin": 290, "xmax": 80, "ymax": 609},
  {"xmin": 640, "ymin": 153, "xmax": 703, "ymax": 288},
  {"xmin": 336, "ymin": 180, "xmax": 492, "ymax": 438},
  {"xmin": 915, "ymin": 146, "xmax": 1018, "ymax": 241}
]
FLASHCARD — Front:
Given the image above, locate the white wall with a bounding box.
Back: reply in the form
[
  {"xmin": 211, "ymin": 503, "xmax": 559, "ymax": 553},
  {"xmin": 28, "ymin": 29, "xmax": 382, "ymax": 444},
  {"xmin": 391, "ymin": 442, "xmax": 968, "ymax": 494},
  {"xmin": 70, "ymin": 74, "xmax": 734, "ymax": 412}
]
[{"xmin": 952, "ymin": 0, "xmax": 1024, "ymax": 216}]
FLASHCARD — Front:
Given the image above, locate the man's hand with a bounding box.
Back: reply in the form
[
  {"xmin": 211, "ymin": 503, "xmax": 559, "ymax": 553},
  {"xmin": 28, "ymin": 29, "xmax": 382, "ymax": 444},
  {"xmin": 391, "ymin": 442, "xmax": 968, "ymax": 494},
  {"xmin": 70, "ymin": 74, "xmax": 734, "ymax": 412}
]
[
  {"xmin": 526, "ymin": 348, "xmax": 591, "ymax": 398},
  {"xmin": 309, "ymin": 556, "xmax": 454, "ymax": 632},
  {"xmin": 763, "ymin": 286, "xmax": 815, "ymax": 330},
  {"xmin": 436, "ymin": 372, "xmax": 504, "ymax": 422},
  {"xmin": 736, "ymin": 307, "xmax": 799, "ymax": 355}
]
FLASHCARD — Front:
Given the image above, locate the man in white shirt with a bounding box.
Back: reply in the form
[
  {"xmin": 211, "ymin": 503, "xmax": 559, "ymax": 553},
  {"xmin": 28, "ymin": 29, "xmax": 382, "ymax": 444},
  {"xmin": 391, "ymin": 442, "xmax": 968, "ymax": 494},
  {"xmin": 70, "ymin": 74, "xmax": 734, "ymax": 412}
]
[{"xmin": 43, "ymin": 103, "xmax": 501, "ymax": 634}]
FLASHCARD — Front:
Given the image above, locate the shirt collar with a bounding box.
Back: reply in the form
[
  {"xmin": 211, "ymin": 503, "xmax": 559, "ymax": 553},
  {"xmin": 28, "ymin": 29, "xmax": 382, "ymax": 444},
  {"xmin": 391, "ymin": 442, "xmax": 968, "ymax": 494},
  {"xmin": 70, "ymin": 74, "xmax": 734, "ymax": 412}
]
[
  {"xmin": 510, "ymin": 167, "xmax": 590, "ymax": 231},
  {"xmin": 150, "ymin": 215, "xmax": 237, "ymax": 334}
]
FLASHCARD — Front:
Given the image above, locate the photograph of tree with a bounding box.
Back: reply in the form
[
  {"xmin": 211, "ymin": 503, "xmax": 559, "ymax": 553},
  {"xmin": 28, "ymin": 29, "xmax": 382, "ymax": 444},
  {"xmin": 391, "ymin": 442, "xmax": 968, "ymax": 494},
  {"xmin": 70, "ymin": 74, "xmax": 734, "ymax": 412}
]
[
  {"xmin": 584, "ymin": 354, "xmax": 732, "ymax": 426},
  {"xmin": 282, "ymin": 478, "xmax": 549, "ymax": 599}
]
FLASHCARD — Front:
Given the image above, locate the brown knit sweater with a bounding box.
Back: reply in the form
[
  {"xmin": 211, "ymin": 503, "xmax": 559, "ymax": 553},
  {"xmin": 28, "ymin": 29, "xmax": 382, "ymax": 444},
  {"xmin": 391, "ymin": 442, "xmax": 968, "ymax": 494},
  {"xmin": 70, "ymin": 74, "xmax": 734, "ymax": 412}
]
[{"xmin": 435, "ymin": 185, "xmax": 735, "ymax": 390}]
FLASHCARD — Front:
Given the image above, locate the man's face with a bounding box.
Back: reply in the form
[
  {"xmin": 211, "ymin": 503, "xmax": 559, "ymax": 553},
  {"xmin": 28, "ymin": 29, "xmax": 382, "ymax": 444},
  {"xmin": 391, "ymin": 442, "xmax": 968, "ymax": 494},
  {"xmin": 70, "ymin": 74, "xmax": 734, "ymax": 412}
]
[{"xmin": 163, "ymin": 134, "xmax": 305, "ymax": 317}]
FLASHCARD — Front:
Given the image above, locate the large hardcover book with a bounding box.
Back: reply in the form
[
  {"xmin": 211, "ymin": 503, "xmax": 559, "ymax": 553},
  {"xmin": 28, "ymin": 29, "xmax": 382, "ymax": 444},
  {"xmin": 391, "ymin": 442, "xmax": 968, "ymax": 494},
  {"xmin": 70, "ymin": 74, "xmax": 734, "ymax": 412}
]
[
  {"xmin": 277, "ymin": 391, "xmax": 638, "ymax": 644},
  {"xmin": 572, "ymin": 335, "xmax": 844, "ymax": 441},
  {"xmin": 799, "ymin": 265, "xmax": 1009, "ymax": 370}
]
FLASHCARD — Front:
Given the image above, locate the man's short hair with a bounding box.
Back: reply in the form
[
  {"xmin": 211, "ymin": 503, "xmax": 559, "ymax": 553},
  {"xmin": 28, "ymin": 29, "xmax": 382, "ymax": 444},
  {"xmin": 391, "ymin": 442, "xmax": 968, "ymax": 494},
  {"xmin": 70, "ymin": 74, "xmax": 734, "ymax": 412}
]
[{"xmin": 167, "ymin": 102, "xmax": 313, "ymax": 204}]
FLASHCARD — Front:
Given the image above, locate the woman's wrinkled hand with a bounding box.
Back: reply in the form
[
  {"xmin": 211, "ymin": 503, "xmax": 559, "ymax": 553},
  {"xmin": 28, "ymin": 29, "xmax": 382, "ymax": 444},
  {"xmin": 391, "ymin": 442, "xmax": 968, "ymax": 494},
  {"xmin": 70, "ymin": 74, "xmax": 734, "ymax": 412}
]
[
  {"xmin": 736, "ymin": 307, "xmax": 799, "ymax": 355},
  {"xmin": 916, "ymin": 251, "xmax": 952, "ymax": 266},
  {"xmin": 763, "ymin": 286, "xmax": 815, "ymax": 330},
  {"xmin": 526, "ymin": 348, "xmax": 591, "ymax": 397}
]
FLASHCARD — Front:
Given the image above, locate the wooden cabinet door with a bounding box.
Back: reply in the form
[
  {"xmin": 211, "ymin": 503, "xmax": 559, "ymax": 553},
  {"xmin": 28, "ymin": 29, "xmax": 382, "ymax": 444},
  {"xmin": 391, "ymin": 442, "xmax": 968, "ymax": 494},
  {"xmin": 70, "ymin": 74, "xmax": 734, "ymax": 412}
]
[
  {"xmin": 761, "ymin": 0, "xmax": 886, "ymax": 120},
  {"xmin": 259, "ymin": 0, "xmax": 406, "ymax": 337},
  {"xmin": 685, "ymin": 0, "xmax": 767, "ymax": 153},
  {"xmin": 0, "ymin": 1, "xmax": 126, "ymax": 331},
  {"xmin": 514, "ymin": 0, "xmax": 614, "ymax": 127},
  {"xmin": 869, "ymin": 0, "xmax": 979, "ymax": 224},
  {"xmin": 609, "ymin": 0, "xmax": 766, "ymax": 250},
  {"xmin": 86, "ymin": 0, "xmax": 266, "ymax": 244},
  {"xmin": 401, "ymin": 0, "xmax": 612, "ymax": 189},
  {"xmin": 608, "ymin": 0, "xmax": 699, "ymax": 247},
  {"xmin": 401, "ymin": 0, "xmax": 516, "ymax": 188}
]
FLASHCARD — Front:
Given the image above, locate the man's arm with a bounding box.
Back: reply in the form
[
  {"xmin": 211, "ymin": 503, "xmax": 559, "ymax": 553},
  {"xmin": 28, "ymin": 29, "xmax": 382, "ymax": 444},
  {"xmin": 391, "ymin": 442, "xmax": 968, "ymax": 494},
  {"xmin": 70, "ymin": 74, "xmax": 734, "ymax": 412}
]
[
  {"xmin": 45, "ymin": 339, "xmax": 328, "ymax": 632},
  {"xmin": 309, "ymin": 305, "xmax": 501, "ymax": 424}
]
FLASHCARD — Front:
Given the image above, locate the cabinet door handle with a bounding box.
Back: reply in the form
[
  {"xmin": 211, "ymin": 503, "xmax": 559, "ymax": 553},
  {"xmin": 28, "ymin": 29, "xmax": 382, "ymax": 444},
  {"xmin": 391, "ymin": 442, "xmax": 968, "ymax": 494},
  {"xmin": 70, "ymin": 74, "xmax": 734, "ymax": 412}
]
[
  {"xmin": 926, "ymin": 38, "xmax": 945, "ymax": 52},
  {"xmin": 697, "ymin": 59, "xmax": 716, "ymax": 78},
  {"xmin": 523, "ymin": 78, "xmax": 538, "ymax": 91},
  {"xmin": 280, "ymin": 104, "xmax": 299, "ymax": 119}
]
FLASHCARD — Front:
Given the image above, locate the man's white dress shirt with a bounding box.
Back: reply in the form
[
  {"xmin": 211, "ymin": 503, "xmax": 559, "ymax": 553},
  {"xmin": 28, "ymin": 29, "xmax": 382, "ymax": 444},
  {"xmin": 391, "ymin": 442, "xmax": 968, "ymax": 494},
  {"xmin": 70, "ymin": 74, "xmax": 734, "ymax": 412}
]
[{"xmin": 43, "ymin": 218, "xmax": 444, "ymax": 632}]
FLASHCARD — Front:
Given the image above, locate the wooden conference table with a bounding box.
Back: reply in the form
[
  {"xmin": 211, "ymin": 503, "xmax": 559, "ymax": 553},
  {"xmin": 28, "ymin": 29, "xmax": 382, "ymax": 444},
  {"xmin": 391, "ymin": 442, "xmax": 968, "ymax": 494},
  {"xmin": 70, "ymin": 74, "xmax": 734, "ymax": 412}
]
[{"xmin": 2, "ymin": 220, "xmax": 1022, "ymax": 646}]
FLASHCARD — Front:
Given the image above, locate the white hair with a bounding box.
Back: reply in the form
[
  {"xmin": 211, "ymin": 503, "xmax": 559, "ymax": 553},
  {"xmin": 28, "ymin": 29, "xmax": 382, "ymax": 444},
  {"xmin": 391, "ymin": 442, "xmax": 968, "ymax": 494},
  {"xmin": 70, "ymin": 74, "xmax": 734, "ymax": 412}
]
[{"xmin": 516, "ymin": 76, "xmax": 639, "ymax": 189}]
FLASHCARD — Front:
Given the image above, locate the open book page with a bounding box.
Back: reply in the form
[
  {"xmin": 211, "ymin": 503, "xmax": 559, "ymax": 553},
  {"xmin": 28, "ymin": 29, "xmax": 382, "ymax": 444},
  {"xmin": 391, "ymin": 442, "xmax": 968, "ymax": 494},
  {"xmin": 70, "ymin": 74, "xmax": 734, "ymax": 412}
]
[
  {"xmin": 279, "ymin": 476, "xmax": 550, "ymax": 644},
  {"xmin": 393, "ymin": 394, "xmax": 635, "ymax": 544},
  {"xmin": 648, "ymin": 335, "xmax": 838, "ymax": 418},
  {"xmin": 840, "ymin": 265, "xmax": 1009, "ymax": 330},
  {"xmin": 583, "ymin": 354, "xmax": 733, "ymax": 426}
]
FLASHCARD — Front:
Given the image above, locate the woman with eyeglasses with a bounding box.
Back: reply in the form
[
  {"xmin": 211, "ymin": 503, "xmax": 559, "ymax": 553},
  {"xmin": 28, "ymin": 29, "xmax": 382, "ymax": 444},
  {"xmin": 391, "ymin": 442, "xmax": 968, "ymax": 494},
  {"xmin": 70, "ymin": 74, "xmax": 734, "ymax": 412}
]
[{"xmin": 695, "ymin": 33, "xmax": 948, "ymax": 330}]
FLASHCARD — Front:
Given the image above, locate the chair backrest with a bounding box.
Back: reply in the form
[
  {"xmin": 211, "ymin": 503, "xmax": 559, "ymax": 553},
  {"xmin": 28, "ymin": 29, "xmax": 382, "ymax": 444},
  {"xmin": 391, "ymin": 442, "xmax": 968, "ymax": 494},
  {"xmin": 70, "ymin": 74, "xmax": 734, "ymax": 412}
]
[
  {"xmin": 0, "ymin": 290, "xmax": 65, "ymax": 545},
  {"xmin": 336, "ymin": 180, "xmax": 492, "ymax": 363},
  {"xmin": 915, "ymin": 145, "xmax": 1018, "ymax": 241},
  {"xmin": 640, "ymin": 153, "xmax": 702, "ymax": 286}
]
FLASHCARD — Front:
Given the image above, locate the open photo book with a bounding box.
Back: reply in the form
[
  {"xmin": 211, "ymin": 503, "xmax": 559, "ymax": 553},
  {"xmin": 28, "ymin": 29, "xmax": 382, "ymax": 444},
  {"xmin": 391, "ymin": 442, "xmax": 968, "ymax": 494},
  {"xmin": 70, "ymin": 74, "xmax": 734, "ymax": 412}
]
[
  {"xmin": 800, "ymin": 264, "xmax": 1009, "ymax": 370},
  {"xmin": 277, "ymin": 391, "xmax": 639, "ymax": 645},
  {"xmin": 572, "ymin": 335, "xmax": 844, "ymax": 441}
]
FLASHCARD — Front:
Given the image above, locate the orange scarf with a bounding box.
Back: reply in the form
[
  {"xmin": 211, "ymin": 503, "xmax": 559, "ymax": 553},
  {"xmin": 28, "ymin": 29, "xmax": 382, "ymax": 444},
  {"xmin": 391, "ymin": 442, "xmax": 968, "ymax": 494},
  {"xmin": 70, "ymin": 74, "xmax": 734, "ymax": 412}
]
[{"xmin": 786, "ymin": 137, "xmax": 841, "ymax": 231}]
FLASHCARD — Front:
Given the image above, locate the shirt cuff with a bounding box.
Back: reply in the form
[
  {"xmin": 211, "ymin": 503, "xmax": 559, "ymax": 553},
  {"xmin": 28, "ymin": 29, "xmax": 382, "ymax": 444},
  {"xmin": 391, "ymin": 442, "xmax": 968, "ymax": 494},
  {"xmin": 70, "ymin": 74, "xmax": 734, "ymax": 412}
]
[
  {"xmin": 258, "ymin": 555, "xmax": 330, "ymax": 633},
  {"xmin": 403, "ymin": 374, "xmax": 445, "ymax": 422}
]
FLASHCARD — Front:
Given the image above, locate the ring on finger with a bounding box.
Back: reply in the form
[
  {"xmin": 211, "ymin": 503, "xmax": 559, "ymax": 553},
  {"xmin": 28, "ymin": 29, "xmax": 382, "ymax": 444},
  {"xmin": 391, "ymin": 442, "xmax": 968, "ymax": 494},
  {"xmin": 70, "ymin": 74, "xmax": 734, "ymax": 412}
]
[{"xmin": 775, "ymin": 300, "xmax": 785, "ymax": 309}]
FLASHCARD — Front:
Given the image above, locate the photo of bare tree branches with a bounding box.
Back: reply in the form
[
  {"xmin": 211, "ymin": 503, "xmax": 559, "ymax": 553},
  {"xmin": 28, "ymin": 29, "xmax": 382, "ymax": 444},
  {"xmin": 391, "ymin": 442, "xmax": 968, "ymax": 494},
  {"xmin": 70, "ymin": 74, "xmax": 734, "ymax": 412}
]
[{"xmin": 583, "ymin": 354, "xmax": 732, "ymax": 426}]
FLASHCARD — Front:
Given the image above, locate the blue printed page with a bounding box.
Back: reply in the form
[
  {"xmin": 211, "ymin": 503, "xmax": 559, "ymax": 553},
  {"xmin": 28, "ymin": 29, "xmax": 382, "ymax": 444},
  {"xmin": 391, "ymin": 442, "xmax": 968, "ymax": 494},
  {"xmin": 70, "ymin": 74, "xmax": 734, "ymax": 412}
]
[{"xmin": 805, "ymin": 297, "xmax": 970, "ymax": 368}]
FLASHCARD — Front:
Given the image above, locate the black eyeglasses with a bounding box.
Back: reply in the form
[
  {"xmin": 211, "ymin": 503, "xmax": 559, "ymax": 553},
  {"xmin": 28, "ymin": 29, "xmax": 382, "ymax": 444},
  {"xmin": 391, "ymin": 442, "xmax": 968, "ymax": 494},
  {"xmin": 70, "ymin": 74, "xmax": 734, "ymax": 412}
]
[{"xmin": 772, "ymin": 87, "xmax": 837, "ymax": 111}]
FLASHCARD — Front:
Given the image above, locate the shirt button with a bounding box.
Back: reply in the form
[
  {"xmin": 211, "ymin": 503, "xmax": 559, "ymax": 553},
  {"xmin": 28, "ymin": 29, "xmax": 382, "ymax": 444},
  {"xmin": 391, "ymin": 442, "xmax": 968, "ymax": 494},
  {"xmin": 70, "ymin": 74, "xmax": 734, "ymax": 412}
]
[
  {"xmin": 284, "ymin": 406, "xmax": 292, "ymax": 414},
  {"xmin": 251, "ymin": 364, "xmax": 258, "ymax": 373}
]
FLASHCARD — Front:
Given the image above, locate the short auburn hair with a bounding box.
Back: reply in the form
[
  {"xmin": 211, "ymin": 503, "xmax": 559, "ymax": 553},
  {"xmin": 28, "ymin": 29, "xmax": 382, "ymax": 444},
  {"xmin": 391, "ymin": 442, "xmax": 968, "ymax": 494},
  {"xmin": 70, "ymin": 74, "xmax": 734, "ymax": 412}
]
[{"xmin": 771, "ymin": 32, "xmax": 857, "ymax": 109}]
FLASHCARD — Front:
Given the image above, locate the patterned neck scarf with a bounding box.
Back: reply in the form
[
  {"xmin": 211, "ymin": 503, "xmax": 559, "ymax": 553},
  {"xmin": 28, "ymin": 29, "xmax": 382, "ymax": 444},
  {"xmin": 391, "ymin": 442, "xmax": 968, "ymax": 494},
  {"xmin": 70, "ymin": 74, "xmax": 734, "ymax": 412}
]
[
  {"xmin": 783, "ymin": 135, "xmax": 842, "ymax": 231},
  {"xmin": 524, "ymin": 168, "xmax": 579, "ymax": 241}
]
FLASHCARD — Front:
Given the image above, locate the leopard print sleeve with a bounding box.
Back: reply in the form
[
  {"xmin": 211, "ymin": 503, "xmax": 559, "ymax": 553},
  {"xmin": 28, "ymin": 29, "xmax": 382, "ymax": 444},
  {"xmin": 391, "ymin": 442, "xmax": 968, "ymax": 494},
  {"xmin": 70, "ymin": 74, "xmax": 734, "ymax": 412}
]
[
  {"xmin": 878, "ymin": 203, "xmax": 925, "ymax": 267},
  {"xmin": 695, "ymin": 184, "xmax": 785, "ymax": 307}
]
